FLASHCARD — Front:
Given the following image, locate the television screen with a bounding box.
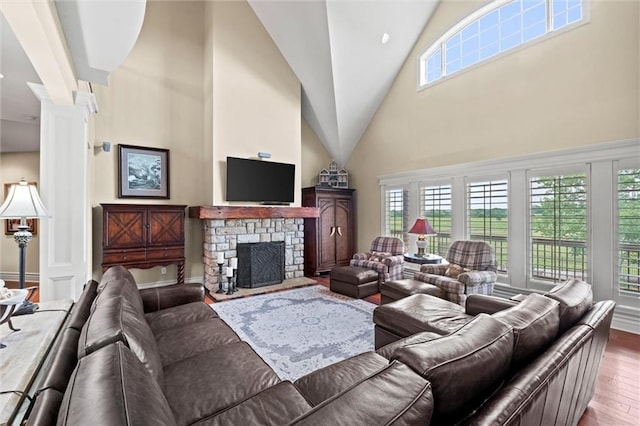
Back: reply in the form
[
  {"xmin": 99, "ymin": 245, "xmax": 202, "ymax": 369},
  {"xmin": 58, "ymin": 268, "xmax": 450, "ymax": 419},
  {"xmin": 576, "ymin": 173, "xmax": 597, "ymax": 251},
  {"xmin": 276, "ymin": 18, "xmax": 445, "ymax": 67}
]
[{"xmin": 226, "ymin": 157, "xmax": 295, "ymax": 203}]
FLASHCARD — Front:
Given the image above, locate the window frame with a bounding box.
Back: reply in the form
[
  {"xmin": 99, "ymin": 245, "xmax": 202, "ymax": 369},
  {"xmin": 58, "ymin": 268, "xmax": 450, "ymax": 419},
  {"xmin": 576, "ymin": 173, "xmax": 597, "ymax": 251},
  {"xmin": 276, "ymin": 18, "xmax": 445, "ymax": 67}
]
[
  {"xmin": 526, "ymin": 165, "xmax": 590, "ymax": 291},
  {"xmin": 418, "ymin": 0, "xmax": 590, "ymax": 90},
  {"xmin": 614, "ymin": 159, "xmax": 640, "ymax": 304},
  {"xmin": 465, "ymin": 175, "xmax": 510, "ymax": 275}
]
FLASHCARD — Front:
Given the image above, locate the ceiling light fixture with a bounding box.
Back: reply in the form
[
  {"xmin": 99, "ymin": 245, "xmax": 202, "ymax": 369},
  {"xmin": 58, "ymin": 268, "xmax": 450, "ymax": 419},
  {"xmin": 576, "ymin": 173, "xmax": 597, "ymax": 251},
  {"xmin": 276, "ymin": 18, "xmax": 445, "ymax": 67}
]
[
  {"xmin": 381, "ymin": 33, "xmax": 390, "ymax": 44},
  {"xmin": 0, "ymin": 73, "xmax": 4, "ymax": 79}
]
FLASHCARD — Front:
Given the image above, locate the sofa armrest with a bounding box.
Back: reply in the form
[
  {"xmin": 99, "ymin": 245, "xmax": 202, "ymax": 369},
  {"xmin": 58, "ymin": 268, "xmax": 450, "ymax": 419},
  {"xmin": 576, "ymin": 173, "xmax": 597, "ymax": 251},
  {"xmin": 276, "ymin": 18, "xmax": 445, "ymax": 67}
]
[
  {"xmin": 458, "ymin": 270, "xmax": 497, "ymax": 286},
  {"xmin": 383, "ymin": 254, "xmax": 404, "ymax": 267},
  {"xmin": 419, "ymin": 264, "xmax": 448, "ymax": 275},
  {"xmin": 465, "ymin": 294, "xmax": 518, "ymax": 316},
  {"xmin": 352, "ymin": 252, "xmax": 369, "ymax": 260},
  {"xmin": 290, "ymin": 361, "xmax": 434, "ymax": 425},
  {"xmin": 139, "ymin": 283, "xmax": 205, "ymax": 313}
]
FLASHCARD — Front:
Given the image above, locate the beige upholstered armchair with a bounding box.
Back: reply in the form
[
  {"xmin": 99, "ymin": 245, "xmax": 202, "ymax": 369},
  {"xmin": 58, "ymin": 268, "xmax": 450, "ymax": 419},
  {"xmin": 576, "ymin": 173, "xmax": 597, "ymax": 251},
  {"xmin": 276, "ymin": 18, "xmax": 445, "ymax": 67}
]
[
  {"xmin": 414, "ymin": 240, "xmax": 497, "ymax": 305},
  {"xmin": 350, "ymin": 236, "xmax": 405, "ymax": 283}
]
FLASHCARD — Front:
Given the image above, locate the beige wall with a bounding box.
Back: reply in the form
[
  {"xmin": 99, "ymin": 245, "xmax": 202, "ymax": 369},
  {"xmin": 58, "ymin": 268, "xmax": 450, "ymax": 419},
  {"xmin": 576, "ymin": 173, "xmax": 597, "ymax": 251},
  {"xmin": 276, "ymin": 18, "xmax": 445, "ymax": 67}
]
[
  {"xmin": 301, "ymin": 118, "xmax": 332, "ymax": 188},
  {"xmin": 0, "ymin": 152, "xmax": 40, "ymax": 276},
  {"xmin": 209, "ymin": 0, "xmax": 301, "ymax": 206},
  {"xmin": 91, "ymin": 0, "xmax": 303, "ymax": 284},
  {"xmin": 92, "ymin": 1, "xmax": 206, "ymax": 284},
  {"xmin": 347, "ymin": 0, "xmax": 640, "ymax": 251}
]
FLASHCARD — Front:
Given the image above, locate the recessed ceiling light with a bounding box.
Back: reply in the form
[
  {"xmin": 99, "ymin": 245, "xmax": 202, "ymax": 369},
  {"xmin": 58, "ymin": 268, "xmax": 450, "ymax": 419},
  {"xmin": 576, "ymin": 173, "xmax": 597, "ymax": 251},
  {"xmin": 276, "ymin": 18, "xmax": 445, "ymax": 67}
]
[
  {"xmin": 0, "ymin": 73, "xmax": 4, "ymax": 79},
  {"xmin": 381, "ymin": 33, "xmax": 390, "ymax": 44}
]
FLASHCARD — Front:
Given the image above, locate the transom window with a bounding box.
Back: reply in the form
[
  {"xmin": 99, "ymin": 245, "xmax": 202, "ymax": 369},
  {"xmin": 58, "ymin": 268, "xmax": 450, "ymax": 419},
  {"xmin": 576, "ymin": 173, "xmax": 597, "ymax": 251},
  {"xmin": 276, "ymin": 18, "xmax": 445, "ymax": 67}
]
[{"xmin": 419, "ymin": 0, "xmax": 584, "ymax": 87}]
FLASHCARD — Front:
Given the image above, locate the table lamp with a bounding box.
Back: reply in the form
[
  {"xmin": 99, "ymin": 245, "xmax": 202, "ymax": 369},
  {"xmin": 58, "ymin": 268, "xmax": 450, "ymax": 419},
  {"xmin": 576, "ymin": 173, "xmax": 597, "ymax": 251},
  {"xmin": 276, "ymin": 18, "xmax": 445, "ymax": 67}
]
[
  {"xmin": 0, "ymin": 179, "xmax": 50, "ymax": 314},
  {"xmin": 408, "ymin": 218, "xmax": 436, "ymax": 257}
]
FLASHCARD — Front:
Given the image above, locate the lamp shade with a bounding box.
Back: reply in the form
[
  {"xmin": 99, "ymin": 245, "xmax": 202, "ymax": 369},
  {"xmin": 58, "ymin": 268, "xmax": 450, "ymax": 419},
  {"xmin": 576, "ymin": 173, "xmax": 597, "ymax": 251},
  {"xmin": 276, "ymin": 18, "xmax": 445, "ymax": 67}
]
[
  {"xmin": 408, "ymin": 218, "xmax": 436, "ymax": 235},
  {"xmin": 0, "ymin": 179, "xmax": 50, "ymax": 219}
]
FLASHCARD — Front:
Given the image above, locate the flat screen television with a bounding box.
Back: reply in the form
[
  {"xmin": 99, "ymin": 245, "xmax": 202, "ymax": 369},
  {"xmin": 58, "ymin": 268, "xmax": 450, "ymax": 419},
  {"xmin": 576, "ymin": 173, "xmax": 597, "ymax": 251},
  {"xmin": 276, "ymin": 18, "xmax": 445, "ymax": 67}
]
[{"xmin": 226, "ymin": 157, "xmax": 295, "ymax": 204}]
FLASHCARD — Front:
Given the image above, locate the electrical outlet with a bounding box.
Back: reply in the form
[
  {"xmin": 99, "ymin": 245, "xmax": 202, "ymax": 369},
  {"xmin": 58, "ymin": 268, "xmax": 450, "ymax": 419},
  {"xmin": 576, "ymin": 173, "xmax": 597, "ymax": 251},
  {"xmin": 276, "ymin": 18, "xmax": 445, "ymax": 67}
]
[{"xmin": 161, "ymin": 267, "xmax": 167, "ymax": 274}]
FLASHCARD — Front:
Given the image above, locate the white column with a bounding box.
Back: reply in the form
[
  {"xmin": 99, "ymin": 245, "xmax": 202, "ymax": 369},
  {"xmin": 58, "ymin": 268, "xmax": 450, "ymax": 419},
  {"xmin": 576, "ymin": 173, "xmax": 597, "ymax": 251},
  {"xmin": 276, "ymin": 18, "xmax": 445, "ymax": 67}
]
[{"xmin": 30, "ymin": 84, "xmax": 97, "ymax": 302}]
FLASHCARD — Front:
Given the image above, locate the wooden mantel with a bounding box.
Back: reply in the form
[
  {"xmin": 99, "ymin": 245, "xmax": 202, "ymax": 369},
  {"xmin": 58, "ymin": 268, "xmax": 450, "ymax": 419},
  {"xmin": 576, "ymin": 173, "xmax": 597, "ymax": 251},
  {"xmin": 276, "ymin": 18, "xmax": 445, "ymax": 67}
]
[{"xmin": 189, "ymin": 205, "xmax": 320, "ymax": 220}]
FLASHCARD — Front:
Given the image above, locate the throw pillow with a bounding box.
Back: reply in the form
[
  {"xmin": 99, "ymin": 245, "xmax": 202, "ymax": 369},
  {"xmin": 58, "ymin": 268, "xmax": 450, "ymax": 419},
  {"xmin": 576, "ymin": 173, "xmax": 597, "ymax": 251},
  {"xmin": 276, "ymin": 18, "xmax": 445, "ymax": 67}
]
[
  {"xmin": 444, "ymin": 264, "xmax": 468, "ymax": 278},
  {"xmin": 369, "ymin": 251, "xmax": 392, "ymax": 262}
]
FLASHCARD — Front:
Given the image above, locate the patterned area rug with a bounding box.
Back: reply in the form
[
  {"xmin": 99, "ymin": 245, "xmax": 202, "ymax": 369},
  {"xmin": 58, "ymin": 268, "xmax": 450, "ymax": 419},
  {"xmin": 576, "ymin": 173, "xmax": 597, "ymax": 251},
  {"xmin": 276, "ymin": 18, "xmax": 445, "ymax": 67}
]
[{"xmin": 211, "ymin": 285, "xmax": 375, "ymax": 381}]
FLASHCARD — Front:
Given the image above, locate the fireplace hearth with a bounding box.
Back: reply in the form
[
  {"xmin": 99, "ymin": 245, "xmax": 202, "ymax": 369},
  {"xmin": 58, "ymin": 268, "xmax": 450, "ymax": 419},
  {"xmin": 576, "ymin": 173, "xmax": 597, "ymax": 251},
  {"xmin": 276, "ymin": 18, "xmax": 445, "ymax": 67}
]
[{"xmin": 237, "ymin": 241, "xmax": 285, "ymax": 288}]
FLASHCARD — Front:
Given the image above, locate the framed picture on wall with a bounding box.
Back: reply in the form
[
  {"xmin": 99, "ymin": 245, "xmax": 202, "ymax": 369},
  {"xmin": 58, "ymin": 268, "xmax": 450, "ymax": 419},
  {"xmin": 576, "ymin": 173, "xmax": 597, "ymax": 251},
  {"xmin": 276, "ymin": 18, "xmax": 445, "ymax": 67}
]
[
  {"xmin": 118, "ymin": 144, "xmax": 170, "ymax": 199},
  {"xmin": 3, "ymin": 182, "xmax": 38, "ymax": 235}
]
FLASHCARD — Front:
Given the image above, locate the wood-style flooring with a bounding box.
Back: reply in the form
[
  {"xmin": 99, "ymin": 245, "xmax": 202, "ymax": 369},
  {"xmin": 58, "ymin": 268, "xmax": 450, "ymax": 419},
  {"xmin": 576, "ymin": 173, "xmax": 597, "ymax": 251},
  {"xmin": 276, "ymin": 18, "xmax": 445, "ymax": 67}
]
[{"xmin": 15, "ymin": 277, "xmax": 639, "ymax": 424}]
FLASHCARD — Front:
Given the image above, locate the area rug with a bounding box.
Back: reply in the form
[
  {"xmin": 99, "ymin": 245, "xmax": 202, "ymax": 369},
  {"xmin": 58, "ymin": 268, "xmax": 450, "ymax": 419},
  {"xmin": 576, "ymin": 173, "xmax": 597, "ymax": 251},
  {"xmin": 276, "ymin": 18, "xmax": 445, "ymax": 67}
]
[
  {"xmin": 210, "ymin": 277, "xmax": 317, "ymax": 302},
  {"xmin": 210, "ymin": 285, "xmax": 375, "ymax": 381}
]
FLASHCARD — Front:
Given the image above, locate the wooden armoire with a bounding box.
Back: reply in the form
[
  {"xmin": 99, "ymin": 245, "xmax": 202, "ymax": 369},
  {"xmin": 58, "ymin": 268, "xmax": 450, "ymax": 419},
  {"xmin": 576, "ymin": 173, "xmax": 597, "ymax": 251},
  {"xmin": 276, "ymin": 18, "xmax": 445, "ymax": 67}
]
[
  {"xmin": 101, "ymin": 204, "xmax": 187, "ymax": 283},
  {"xmin": 302, "ymin": 187, "xmax": 356, "ymax": 275}
]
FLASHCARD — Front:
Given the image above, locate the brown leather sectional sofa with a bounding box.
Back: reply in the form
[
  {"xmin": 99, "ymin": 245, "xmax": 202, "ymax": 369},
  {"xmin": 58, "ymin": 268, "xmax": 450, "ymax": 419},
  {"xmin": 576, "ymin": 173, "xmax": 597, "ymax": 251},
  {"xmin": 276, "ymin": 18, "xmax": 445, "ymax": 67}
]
[{"xmin": 25, "ymin": 266, "xmax": 614, "ymax": 425}]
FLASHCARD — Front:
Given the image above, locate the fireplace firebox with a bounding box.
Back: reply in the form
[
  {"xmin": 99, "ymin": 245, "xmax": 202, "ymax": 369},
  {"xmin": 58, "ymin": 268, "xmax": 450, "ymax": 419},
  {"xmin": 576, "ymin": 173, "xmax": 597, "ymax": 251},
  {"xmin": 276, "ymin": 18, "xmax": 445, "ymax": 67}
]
[{"xmin": 237, "ymin": 241, "xmax": 285, "ymax": 288}]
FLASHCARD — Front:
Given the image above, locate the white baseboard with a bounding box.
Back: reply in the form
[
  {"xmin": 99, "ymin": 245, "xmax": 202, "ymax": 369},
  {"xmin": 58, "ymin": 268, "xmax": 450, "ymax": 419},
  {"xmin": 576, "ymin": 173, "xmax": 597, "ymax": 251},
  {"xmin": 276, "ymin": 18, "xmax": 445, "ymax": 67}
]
[{"xmin": 0, "ymin": 272, "xmax": 39, "ymax": 283}]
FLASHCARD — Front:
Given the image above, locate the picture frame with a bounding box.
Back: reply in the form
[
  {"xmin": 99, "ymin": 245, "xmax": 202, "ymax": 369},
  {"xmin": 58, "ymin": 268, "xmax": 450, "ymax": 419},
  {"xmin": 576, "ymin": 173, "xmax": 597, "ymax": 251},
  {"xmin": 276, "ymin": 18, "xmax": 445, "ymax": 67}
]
[
  {"xmin": 118, "ymin": 144, "xmax": 170, "ymax": 199},
  {"xmin": 3, "ymin": 182, "xmax": 38, "ymax": 235}
]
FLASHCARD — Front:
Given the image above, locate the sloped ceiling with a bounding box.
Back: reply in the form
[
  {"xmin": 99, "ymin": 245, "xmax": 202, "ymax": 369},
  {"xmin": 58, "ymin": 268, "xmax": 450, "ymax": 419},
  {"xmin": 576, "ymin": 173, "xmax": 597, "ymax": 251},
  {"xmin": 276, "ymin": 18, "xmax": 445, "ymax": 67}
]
[{"xmin": 249, "ymin": 0, "xmax": 439, "ymax": 166}]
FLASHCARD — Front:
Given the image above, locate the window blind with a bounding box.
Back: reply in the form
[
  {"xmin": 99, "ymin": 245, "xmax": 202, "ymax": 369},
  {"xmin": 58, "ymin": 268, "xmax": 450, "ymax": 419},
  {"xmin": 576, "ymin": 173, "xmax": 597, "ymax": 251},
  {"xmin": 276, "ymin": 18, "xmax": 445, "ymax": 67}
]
[
  {"xmin": 420, "ymin": 184, "xmax": 452, "ymax": 257},
  {"xmin": 468, "ymin": 179, "xmax": 508, "ymax": 273},
  {"xmin": 617, "ymin": 168, "xmax": 640, "ymax": 294},
  {"xmin": 384, "ymin": 188, "xmax": 409, "ymax": 246}
]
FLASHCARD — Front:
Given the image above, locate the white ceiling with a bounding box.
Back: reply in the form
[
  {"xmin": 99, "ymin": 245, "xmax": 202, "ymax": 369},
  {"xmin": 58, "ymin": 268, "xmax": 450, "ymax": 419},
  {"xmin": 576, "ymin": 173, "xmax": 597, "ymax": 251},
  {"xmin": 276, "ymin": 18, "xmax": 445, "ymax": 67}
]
[
  {"xmin": 249, "ymin": 0, "xmax": 439, "ymax": 166},
  {"xmin": 1, "ymin": 0, "xmax": 439, "ymax": 163}
]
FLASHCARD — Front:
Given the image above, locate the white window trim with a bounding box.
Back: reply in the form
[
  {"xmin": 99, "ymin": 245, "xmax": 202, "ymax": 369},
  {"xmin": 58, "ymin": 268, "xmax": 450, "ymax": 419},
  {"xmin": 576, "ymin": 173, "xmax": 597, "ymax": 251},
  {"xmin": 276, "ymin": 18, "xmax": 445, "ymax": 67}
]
[{"xmin": 417, "ymin": 0, "xmax": 591, "ymax": 90}]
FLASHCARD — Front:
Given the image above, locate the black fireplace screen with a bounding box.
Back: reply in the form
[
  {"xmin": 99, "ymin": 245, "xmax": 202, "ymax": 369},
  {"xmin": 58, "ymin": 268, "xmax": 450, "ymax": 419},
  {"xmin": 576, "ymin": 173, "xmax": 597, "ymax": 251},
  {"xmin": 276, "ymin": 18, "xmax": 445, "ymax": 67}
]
[{"xmin": 237, "ymin": 241, "xmax": 285, "ymax": 288}]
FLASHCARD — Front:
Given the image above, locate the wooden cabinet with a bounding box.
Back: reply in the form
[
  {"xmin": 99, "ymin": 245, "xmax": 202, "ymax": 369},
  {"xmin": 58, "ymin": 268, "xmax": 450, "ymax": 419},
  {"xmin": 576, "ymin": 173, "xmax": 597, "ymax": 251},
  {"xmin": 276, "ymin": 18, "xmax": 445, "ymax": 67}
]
[
  {"xmin": 101, "ymin": 204, "xmax": 186, "ymax": 283},
  {"xmin": 303, "ymin": 187, "xmax": 355, "ymax": 275}
]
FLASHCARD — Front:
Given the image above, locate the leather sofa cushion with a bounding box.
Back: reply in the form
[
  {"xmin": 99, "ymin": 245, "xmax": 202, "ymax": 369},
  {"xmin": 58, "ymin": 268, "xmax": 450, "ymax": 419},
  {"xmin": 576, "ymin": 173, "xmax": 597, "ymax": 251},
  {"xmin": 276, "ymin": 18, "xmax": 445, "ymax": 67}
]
[
  {"xmin": 95, "ymin": 272, "xmax": 145, "ymax": 315},
  {"xmin": 145, "ymin": 301, "xmax": 218, "ymax": 334},
  {"xmin": 373, "ymin": 294, "xmax": 471, "ymax": 337},
  {"xmin": 38, "ymin": 328, "xmax": 80, "ymax": 393},
  {"xmin": 207, "ymin": 381, "xmax": 312, "ymax": 425},
  {"xmin": 376, "ymin": 331, "xmax": 443, "ymax": 360},
  {"xmin": 392, "ymin": 314, "xmax": 514, "ymax": 424},
  {"xmin": 295, "ymin": 352, "xmax": 389, "ymax": 406},
  {"xmin": 98, "ymin": 265, "xmax": 137, "ymax": 291},
  {"xmin": 27, "ymin": 388, "xmax": 64, "ymax": 426},
  {"xmin": 291, "ymin": 361, "xmax": 434, "ymax": 425},
  {"xmin": 493, "ymin": 293, "xmax": 560, "ymax": 366},
  {"xmin": 78, "ymin": 295, "xmax": 164, "ymax": 386},
  {"xmin": 58, "ymin": 342, "xmax": 177, "ymax": 426},
  {"xmin": 163, "ymin": 341, "xmax": 280, "ymax": 426},
  {"xmin": 66, "ymin": 280, "xmax": 98, "ymax": 331},
  {"xmin": 155, "ymin": 318, "xmax": 240, "ymax": 366},
  {"xmin": 545, "ymin": 279, "xmax": 593, "ymax": 335}
]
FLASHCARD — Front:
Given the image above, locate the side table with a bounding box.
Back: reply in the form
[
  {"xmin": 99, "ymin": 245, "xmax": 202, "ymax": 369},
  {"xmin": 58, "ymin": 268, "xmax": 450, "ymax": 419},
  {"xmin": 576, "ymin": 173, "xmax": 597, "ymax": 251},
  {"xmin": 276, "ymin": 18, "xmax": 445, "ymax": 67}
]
[{"xmin": 403, "ymin": 254, "xmax": 445, "ymax": 279}]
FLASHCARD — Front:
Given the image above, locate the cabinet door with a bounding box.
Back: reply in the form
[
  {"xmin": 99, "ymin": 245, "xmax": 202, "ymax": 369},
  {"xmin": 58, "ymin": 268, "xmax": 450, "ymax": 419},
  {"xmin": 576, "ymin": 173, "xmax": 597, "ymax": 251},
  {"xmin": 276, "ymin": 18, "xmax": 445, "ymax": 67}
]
[
  {"xmin": 147, "ymin": 207, "xmax": 185, "ymax": 247},
  {"xmin": 334, "ymin": 197, "xmax": 353, "ymax": 264},
  {"xmin": 317, "ymin": 197, "xmax": 336, "ymax": 269},
  {"xmin": 103, "ymin": 207, "xmax": 146, "ymax": 249}
]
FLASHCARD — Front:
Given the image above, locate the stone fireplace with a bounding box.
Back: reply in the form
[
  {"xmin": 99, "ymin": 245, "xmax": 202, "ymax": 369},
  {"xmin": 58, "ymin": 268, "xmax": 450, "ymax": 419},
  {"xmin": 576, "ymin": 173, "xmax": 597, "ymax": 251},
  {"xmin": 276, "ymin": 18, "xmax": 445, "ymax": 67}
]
[{"xmin": 201, "ymin": 217, "xmax": 305, "ymax": 290}]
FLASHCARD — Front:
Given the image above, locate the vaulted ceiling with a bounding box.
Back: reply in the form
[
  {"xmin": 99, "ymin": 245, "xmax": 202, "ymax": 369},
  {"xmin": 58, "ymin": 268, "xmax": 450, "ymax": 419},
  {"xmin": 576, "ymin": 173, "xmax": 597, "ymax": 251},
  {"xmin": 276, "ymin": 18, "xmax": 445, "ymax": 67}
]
[{"xmin": 248, "ymin": 0, "xmax": 439, "ymax": 166}]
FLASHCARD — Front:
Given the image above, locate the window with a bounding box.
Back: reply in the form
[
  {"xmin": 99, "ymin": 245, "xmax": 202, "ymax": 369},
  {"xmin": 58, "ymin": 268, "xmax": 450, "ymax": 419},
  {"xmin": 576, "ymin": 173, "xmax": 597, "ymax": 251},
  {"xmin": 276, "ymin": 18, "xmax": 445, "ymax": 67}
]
[
  {"xmin": 529, "ymin": 172, "xmax": 587, "ymax": 283},
  {"xmin": 617, "ymin": 168, "xmax": 640, "ymax": 294},
  {"xmin": 468, "ymin": 179, "xmax": 508, "ymax": 272},
  {"xmin": 384, "ymin": 188, "xmax": 409, "ymax": 245},
  {"xmin": 420, "ymin": 0, "xmax": 585, "ymax": 86},
  {"xmin": 420, "ymin": 184, "xmax": 452, "ymax": 256}
]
